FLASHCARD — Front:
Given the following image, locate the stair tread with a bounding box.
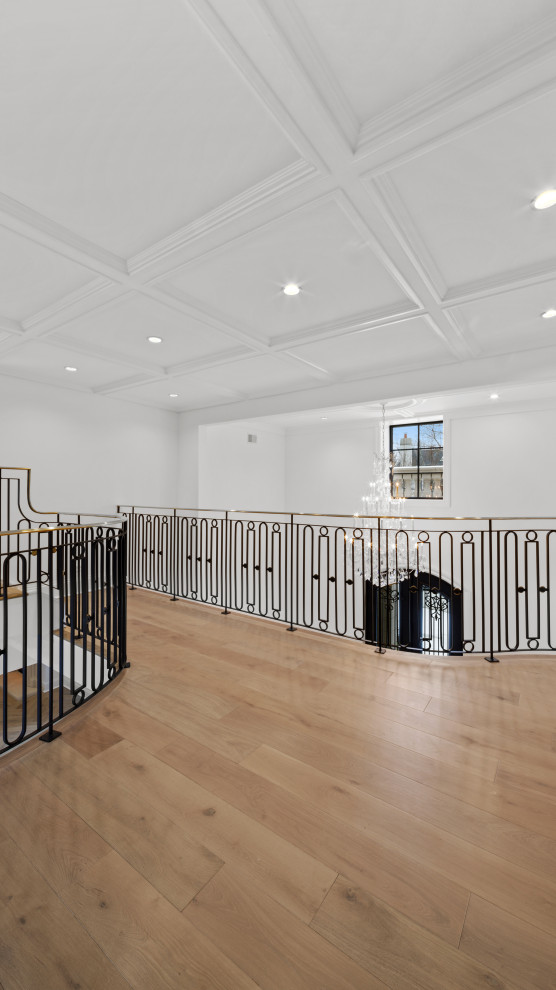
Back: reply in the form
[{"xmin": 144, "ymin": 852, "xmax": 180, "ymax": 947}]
[{"xmin": 0, "ymin": 585, "xmax": 24, "ymax": 600}]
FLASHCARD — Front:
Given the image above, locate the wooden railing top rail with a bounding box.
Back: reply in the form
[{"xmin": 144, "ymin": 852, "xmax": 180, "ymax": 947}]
[{"xmin": 117, "ymin": 504, "xmax": 556, "ymax": 523}]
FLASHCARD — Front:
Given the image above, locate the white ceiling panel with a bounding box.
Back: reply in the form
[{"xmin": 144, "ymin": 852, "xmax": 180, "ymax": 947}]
[
  {"xmin": 0, "ymin": 340, "xmax": 132, "ymax": 390},
  {"xmin": 54, "ymin": 294, "xmax": 239, "ymax": 367},
  {"xmin": 197, "ymin": 354, "xmax": 317, "ymax": 396},
  {"xmin": 291, "ymin": 0, "xmax": 554, "ymax": 121},
  {"xmin": 1, "ymin": 3, "xmax": 556, "ymax": 417},
  {"xmin": 0, "ymin": 226, "xmax": 94, "ymax": 321},
  {"xmin": 0, "ymin": 0, "xmax": 299, "ymax": 257},
  {"xmin": 287, "ymin": 317, "xmax": 447, "ymax": 379},
  {"xmin": 161, "ymin": 196, "xmax": 412, "ymax": 341},
  {"xmin": 117, "ymin": 374, "xmax": 242, "ymax": 413},
  {"xmin": 385, "ymin": 88, "xmax": 556, "ymax": 290},
  {"xmin": 451, "ymin": 280, "xmax": 556, "ymax": 357}
]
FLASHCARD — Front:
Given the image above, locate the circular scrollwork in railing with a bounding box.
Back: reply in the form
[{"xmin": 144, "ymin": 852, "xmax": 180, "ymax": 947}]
[
  {"xmin": 423, "ymin": 589, "xmax": 448, "ymax": 619},
  {"xmin": 319, "ymin": 620, "xmax": 328, "ymax": 631},
  {"xmin": 463, "ymin": 640, "xmax": 475, "ymax": 652}
]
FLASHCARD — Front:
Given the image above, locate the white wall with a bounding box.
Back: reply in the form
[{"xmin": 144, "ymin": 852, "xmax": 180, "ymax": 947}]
[
  {"xmin": 177, "ymin": 421, "xmax": 199, "ymax": 508},
  {"xmin": 285, "ymin": 423, "xmax": 375, "ymax": 515},
  {"xmin": 0, "ymin": 375, "xmax": 178, "ymax": 515},
  {"xmin": 284, "ymin": 403, "xmax": 556, "ymax": 520},
  {"xmin": 198, "ymin": 422, "xmax": 285, "ymax": 512}
]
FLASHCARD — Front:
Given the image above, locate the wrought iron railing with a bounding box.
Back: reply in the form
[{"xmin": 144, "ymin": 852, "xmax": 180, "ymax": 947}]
[
  {"xmin": 117, "ymin": 504, "xmax": 556, "ymax": 660},
  {"xmin": 1, "ymin": 468, "xmax": 127, "ymax": 753}
]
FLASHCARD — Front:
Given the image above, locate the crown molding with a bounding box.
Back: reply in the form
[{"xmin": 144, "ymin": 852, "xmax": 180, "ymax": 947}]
[
  {"xmin": 184, "ymin": 0, "xmax": 327, "ymax": 170},
  {"xmin": 21, "ymin": 278, "xmax": 119, "ymax": 334},
  {"xmin": 368, "ymin": 174, "xmax": 447, "ymax": 301},
  {"xmin": 272, "ymin": 349, "xmax": 333, "ymax": 382},
  {"xmin": 46, "ymin": 333, "xmax": 166, "ymax": 376},
  {"xmin": 165, "ymin": 346, "xmax": 255, "ymax": 378},
  {"xmin": 128, "ymin": 159, "xmax": 317, "ymax": 277},
  {"xmin": 93, "ymin": 372, "xmax": 163, "ymax": 396},
  {"xmin": 269, "ymin": 302, "xmax": 423, "ymax": 351},
  {"xmin": 443, "ymin": 260, "xmax": 556, "ymax": 307},
  {"xmin": 356, "ymin": 13, "xmax": 556, "ymax": 160},
  {"xmin": 256, "ymin": 0, "xmax": 359, "ymax": 150},
  {"xmin": 0, "ymin": 192, "xmax": 127, "ymax": 276},
  {"xmin": 0, "ymin": 315, "xmax": 23, "ymax": 335},
  {"xmin": 154, "ymin": 283, "xmax": 268, "ymax": 351}
]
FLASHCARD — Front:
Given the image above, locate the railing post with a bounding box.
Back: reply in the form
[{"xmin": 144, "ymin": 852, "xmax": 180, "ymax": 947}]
[
  {"xmin": 40, "ymin": 529, "xmax": 62, "ymax": 742},
  {"xmin": 120, "ymin": 521, "xmax": 130, "ymax": 668},
  {"xmin": 287, "ymin": 512, "xmax": 296, "ymax": 632},
  {"xmin": 170, "ymin": 508, "xmax": 177, "ymax": 600},
  {"xmin": 485, "ymin": 517, "xmax": 500, "ymax": 663},
  {"xmin": 129, "ymin": 507, "xmax": 136, "ymax": 591},
  {"xmin": 375, "ymin": 516, "xmax": 386, "ymax": 654},
  {"xmin": 221, "ymin": 510, "xmax": 229, "ymax": 614}
]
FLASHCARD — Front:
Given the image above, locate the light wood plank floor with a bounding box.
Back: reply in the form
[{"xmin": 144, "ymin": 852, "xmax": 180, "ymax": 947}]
[{"xmin": 1, "ymin": 587, "xmax": 556, "ymax": 989}]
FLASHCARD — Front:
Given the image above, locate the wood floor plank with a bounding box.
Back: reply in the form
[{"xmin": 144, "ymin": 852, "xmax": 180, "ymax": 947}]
[
  {"xmin": 224, "ymin": 690, "xmax": 500, "ymax": 781},
  {"xmin": 0, "ymin": 834, "xmax": 131, "ymax": 990},
  {"xmin": 311, "ymin": 875, "xmax": 519, "ymax": 990},
  {"xmin": 460, "ymin": 894, "xmax": 556, "ymax": 990},
  {"xmin": 241, "ymin": 744, "xmax": 556, "ymax": 936},
  {"xmin": 93, "ymin": 694, "xmax": 196, "ymax": 755},
  {"xmin": 317, "ymin": 675, "xmax": 556, "ymax": 759},
  {"xmin": 254, "ymin": 729, "xmax": 556, "ymax": 884},
  {"xmin": 0, "ymin": 763, "xmax": 111, "ymax": 891},
  {"xmin": 120, "ymin": 678, "xmax": 258, "ymax": 762},
  {"xmin": 63, "ymin": 713, "xmax": 123, "ymax": 759},
  {"xmin": 23, "ymin": 740, "xmax": 224, "ymax": 910},
  {"xmin": 157, "ymin": 734, "xmax": 470, "ymax": 945},
  {"xmin": 184, "ymin": 864, "xmax": 389, "ymax": 990},
  {"xmin": 59, "ymin": 849, "xmax": 260, "ymax": 990},
  {"xmin": 221, "ymin": 696, "xmax": 556, "ymax": 840},
  {"xmin": 92, "ymin": 738, "xmax": 337, "ymax": 923}
]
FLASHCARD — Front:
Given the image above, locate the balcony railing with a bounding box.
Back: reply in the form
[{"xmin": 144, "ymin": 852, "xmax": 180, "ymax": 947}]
[
  {"xmin": 118, "ymin": 504, "xmax": 556, "ymax": 660},
  {"xmin": 1, "ymin": 468, "xmax": 127, "ymax": 754}
]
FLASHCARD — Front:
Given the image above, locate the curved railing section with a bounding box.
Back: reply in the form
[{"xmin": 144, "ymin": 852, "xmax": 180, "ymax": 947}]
[
  {"xmin": 118, "ymin": 504, "xmax": 556, "ymax": 659},
  {"xmin": 1, "ymin": 468, "xmax": 127, "ymax": 754}
]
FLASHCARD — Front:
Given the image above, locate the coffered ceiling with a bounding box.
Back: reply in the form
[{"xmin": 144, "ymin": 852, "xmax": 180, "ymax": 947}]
[{"xmin": 2, "ymin": 0, "xmax": 556, "ymax": 419}]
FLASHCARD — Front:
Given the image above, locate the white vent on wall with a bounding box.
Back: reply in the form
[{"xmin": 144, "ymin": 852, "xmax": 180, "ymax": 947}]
[{"xmin": 247, "ymin": 433, "xmax": 258, "ymax": 444}]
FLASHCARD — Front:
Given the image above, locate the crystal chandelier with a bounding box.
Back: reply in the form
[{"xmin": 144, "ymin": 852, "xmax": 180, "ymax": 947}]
[{"xmin": 351, "ymin": 404, "xmax": 419, "ymax": 586}]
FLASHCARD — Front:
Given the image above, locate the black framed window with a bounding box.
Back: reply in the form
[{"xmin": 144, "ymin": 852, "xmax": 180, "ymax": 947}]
[{"xmin": 390, "ymin": 421, "xmax": 443, "ymax": 499}]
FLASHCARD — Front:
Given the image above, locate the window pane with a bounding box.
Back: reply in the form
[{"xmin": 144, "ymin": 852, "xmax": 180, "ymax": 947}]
[
  {"xmin": 392, "ymin": 448, "xmax": 418, "ymax": 468},
  {"xmin": 391, "ymin": 424, "xmax": 418, "ymax": 450},
  {"xmin": 419, "ymin": 422, "xmax": 443, "ymax": 447},
  {"xmin": 419, "ymin": 447, "xmax": 443, "ymax": 466}
]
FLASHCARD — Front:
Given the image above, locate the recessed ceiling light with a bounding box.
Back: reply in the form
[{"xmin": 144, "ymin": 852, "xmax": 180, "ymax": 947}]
[
  {"xmin": 541, "ymin": 308, "xmax": 556, "ymax": 319},
  {"xmin": 283, "ymin": 283, "xmax": 300, "ymax": 296},
  {"xmin": 64, "ymin": 366, "xmax": 77, "ymax": 372},
  {"xmin": 147, "ymin": 335, "xmax": 163, "ymax": 343},
  {"xmin": 490, "ymin": 393, "xmax": 499, "ymax": 400},
  {"xmin": 532, "ymin": 189, "xmax": 556, "ymax": 210},
  {"xmin": 321, "ymin": 416, "xmax": 328, "ymax": 421},
  {"xmin": 169, "ymin": 393, "xmax": 178, "ymax": 398}
]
